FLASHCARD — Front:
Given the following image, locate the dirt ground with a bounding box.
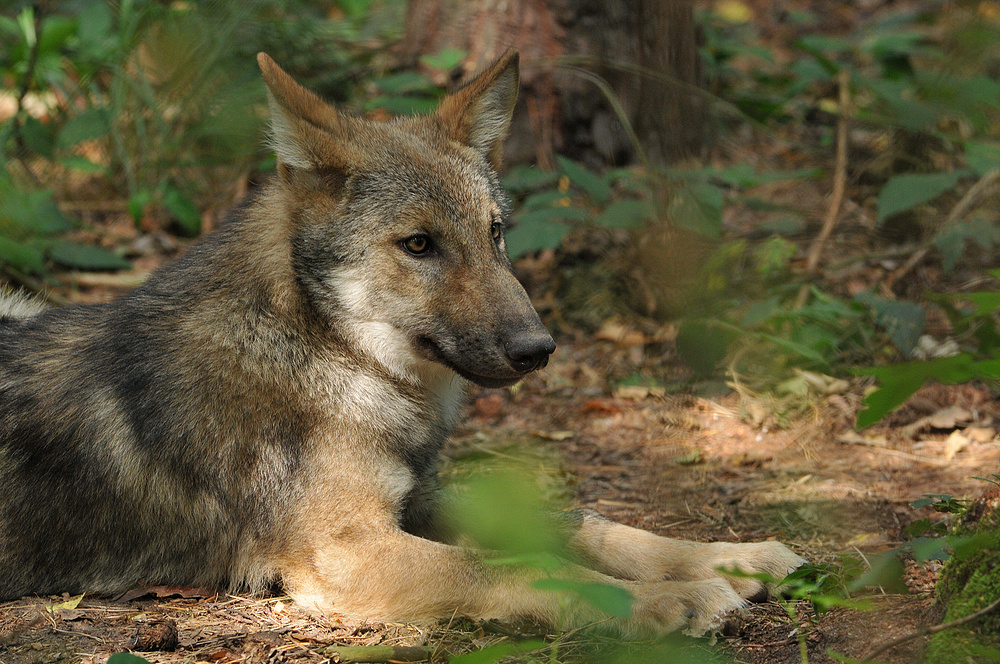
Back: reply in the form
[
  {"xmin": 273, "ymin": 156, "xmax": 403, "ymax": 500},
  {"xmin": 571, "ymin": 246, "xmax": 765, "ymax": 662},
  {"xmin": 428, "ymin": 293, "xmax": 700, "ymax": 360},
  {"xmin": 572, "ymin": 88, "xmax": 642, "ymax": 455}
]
[{"xmin": 1, "ymin": 317, "xmax": 996, "ymax": 664}]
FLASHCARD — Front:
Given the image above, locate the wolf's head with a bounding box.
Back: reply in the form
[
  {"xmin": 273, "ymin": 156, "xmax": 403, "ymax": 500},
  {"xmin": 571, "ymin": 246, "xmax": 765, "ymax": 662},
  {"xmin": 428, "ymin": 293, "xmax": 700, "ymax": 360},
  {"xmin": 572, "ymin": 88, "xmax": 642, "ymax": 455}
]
[{"xmin": 258, "ymin": 50, "xmax": 554, "ymax": 388}]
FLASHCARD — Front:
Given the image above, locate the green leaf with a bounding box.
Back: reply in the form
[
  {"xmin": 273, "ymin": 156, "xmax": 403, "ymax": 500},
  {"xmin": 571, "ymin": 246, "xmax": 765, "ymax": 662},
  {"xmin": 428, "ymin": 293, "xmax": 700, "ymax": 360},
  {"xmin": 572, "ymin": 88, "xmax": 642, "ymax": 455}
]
[
  {"xmin": 502, "ymin": 165, "xmax": 559, "ymax": 194},
  {"xmin": 0, "ymin": 235, "xmax": 45, "ymax": 273},
  {"xmin": 419, "ymin": 48, "xmax": 467, "ymax": 72},
  {"xmin": 965, "ymin": 141, "xmax": 1000, "ymax": 177},
  {"xmin": 162, "ymin": 186, "xmax": 201, "ymax": 236},
  {"xmin": 854, "ymin": 354, "xmax": 977, "ymax": 429},
  {"xmin": 522, "ymin": 190, "xmax": 574, "ymax": 210},
  {"xmin": 505, "ymin": 214, "xmax": 573, "ymax": 259},
  {"xmin": 59, "ymin": 156, "xmax": 104, "ymax": 174},
  {"xmin": 76, "ymin": 1, "xmax": 113, "ymax": 47},
  {"xmin": 961, "ymin": 291, "xmax": 1000, "ymax": 314},
  {"xmin": 47, "ymin": 241, "xmax": 130, "ymax": 271},
  {"xmin": 934, "ymin": 224, "xmax": 967, "ymax": 272},
  {"xmin": 556, "ymin": 156, "xmax": 611, "ymax": 204},
  {"xmin": 0, "ymin": 189, "xmax": 72, "ymax": 234},
  {"xmin": 363, "ymin": 95, "xmax": 439, "ymax": 116},
  {"xmin": 676, "ymin": 319, "xmax": 738, "ymax": 376},
  {"xmin": 669, "ymin": 182, "xmax": 724, "ymax": 238},
  {"xmin": 107, "ymin": 655, "xmax": 153, "ymax": 664},
  {"xmin": 57, "ymin": 107, "xmax": 110, "ymax": 150},
  {"xmin": 512, "ymin": 206, "xmax": 589, "ymax": 226},
  {"xmin": 338, "ymin": 0, "xmax": 376, "ymax": 18},
  {"xmin": 532, "ymin": 578, "xmax": 634, "ymax": 618},
  {"xmin": 847, "ymin": 551, "xmax": 907, "ymax": 594},
  {"xmin": 373, "ymin": 71, "xmax": 437, "ymax": 95},
  {"xmin": 449, "ymin": 640, "xmax": 546, "ymax": 664},
  {"xmin": 37, "ymin": 15, "xmax": 76, "ymax": 55},
  {"xmin": 854, "ymin": 291, "xmax": 925, "ymax": 356},
  {"xmin": 593, "ymin": 199, "xmax": 656, "ymax": 229},
  {"xmin": 20, "ymin": 116, "xmax": 54, "ymax": 158},
  {"xmin": 876, "ymin": 171, "xmax": 966, "ymax": 224}
]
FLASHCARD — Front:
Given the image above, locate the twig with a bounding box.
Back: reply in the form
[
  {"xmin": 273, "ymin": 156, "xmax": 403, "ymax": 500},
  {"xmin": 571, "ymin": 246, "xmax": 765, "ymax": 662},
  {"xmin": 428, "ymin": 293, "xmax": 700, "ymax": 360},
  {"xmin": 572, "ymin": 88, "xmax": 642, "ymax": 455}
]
[
  {"xmin": 795, "ymin": 70, "xmax": 850, "ymax": 310},
  {"xmin": 318, "ymin": 644, "xmax": 432, "ymax": 662},
  {"xmin": 883, "ymin": 169, "xmax": 1000, "ymax": 293},
  {"xmin": 860, "ymin": 596, "xmax": 1000, "ymax": 662}
]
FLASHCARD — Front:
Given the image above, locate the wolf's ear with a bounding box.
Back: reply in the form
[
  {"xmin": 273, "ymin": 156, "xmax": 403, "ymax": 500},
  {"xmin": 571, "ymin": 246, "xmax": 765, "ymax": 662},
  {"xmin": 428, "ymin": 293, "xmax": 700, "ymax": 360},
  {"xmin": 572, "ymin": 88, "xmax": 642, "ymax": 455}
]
[
  {"xmin": 257, "ymin": 52, "xmax": 362, "ymax": 180},
  {"xmin": 435, "ymin": 48, "xmax": 519, "ymax": 169}
]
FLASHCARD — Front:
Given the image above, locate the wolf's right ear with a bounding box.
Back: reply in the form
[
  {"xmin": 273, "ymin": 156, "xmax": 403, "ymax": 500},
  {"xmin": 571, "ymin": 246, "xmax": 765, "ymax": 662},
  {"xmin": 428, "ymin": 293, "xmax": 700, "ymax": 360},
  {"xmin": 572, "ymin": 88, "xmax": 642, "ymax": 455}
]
[
  {"xmin": 257, "ymin": 53, "xmax": 363, "ymax": 181},
  {"xmin": 435, "ymin": 49, "xmax": 519, "ymax": 169}
]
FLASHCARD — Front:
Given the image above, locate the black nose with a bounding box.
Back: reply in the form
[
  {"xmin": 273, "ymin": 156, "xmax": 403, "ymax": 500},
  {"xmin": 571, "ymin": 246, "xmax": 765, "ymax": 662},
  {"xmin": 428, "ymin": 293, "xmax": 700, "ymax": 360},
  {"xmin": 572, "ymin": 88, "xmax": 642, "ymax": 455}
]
[{"xmin": 505, "ymin": 331, "xmax": 556, "ymax": 372}]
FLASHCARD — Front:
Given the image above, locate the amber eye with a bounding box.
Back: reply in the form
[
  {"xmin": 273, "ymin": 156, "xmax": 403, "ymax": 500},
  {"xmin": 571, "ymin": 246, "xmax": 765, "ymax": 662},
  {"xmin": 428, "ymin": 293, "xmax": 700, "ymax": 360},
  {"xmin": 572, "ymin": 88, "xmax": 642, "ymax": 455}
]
[
  {"xmin": 402, "ymin": 235, "xmax": 431, "ymax": 255},
  {"xmin": 490, "ymin": 221, "xmax": 503, "ymax": 241}
]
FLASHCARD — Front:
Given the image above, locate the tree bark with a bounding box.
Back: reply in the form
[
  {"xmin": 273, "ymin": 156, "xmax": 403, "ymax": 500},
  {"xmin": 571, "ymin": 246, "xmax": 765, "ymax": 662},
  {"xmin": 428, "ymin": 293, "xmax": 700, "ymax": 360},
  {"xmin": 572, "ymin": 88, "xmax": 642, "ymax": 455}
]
[{"xmin": 398, "ymin": 0, "xmax": 705, "ymax": 167}]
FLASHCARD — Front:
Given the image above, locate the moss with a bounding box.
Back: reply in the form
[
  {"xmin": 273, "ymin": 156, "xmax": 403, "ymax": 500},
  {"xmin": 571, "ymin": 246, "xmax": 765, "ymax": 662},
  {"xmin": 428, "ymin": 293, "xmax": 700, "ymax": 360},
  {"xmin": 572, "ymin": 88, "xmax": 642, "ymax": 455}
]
[{"xmin": 924, "ymin": 492, "xmax": 1000, "ymax": 664}]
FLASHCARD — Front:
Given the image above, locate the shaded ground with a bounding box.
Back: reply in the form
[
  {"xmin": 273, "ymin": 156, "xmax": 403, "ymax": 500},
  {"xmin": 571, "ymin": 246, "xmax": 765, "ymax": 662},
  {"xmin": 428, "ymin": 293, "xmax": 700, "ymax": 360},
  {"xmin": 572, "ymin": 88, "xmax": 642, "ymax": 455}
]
[{"xmin": 1, "ymin": 322, "xmax": 996, "ymax": 663}]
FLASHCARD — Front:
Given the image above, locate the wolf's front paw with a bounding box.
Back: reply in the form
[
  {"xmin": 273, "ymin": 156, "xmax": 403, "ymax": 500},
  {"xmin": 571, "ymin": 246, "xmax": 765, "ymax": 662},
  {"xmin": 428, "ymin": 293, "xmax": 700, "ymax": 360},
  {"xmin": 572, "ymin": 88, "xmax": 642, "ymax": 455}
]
[
  {"xmin": 625, "ymin": 578, "xmax": 747, "ymax": 637},
  {"xmin": 700, "ymin": 541, "xmax": 807, "ymax": 599}
]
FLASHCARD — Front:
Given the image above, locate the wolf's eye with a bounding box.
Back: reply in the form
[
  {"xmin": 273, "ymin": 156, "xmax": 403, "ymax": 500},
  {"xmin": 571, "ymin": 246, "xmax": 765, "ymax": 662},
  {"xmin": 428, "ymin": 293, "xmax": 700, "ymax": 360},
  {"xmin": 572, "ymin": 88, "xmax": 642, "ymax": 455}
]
[
  {"xmin": 490, "ymin": 222, "xmax": 503, "ymax": 241},
  {"xmin": 402, "ymin": 234, "xmax": 432, "ymax": 255}
]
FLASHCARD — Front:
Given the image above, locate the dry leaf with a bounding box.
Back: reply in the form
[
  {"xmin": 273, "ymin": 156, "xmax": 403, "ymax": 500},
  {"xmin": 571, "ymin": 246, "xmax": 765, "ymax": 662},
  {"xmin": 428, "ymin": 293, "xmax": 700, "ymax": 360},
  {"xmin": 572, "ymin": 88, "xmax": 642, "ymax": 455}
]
[
  {"xmin": 45, "ymin": 594, "xmax": 83, "ymax": 613},
  {"xmin": 902, "ymin": 406, "xmax": 973, "ymax": 438},
  {"xmin": 595, "ymin": 319, "xmax": 646, "ymax": 347}
]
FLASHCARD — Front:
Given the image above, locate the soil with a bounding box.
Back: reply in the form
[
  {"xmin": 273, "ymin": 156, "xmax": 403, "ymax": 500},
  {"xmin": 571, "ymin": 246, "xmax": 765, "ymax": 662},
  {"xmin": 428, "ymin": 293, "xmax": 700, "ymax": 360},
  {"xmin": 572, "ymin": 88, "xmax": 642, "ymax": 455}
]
[{"xmin": 1, "ymin": 309, "xmax": 996, "ymax": 663}]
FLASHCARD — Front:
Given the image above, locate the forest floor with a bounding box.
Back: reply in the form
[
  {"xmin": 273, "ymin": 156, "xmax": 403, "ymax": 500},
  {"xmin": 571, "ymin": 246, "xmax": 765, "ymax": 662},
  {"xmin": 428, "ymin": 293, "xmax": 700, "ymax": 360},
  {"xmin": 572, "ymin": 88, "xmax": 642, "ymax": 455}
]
[{"xmin": 0, "ymin": 295, "xmax": 997, "ymax": 663}]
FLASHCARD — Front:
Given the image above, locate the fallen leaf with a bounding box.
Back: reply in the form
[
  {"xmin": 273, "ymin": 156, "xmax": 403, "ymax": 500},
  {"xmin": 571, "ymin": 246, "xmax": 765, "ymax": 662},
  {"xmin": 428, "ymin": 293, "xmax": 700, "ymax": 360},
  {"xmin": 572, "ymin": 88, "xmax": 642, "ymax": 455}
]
[
  {"xmin": 595, "ymin": 319, "xmax": 646, "ymax": 346},
  {"xmin": 582, "ymin": 400, "xmax": 621, "ymax": 415},
  {"xmin": 902, "ymin": 405, "xmax": 973, "ymax": 438},
  {"xmin": 473, "ymin": 394, "xmax": 504, "ymax": 419},
  {"xmin": 45, "ymin": 594, "xmax": 83, "ymax": 613}
]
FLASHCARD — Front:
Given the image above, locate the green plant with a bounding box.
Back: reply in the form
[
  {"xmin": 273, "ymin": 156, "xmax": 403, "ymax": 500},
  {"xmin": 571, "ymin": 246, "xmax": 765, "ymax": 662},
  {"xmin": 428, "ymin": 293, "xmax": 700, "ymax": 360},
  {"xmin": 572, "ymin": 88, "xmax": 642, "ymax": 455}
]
[
  {"xmin": 855, "ymin": 269, "xmax": 1000, "ymax": 428},
  {"xmin": 0, "ymin": 1, "xmax": 405, "ymax": 278},
  {"xmin": 699, "ymin": 2, "xmax": 1000, "ymax": 270}
]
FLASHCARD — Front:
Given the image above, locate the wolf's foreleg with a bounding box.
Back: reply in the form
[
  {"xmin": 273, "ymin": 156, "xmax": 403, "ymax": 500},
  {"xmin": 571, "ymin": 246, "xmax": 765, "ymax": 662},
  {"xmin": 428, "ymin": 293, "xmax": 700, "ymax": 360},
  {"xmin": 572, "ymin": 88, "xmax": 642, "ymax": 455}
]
[
  {"xmin": 564, "ymin": 509, "xmax": 807, "ymax": 600},
  {"xmin": 281, "ymin": 528, "xmax": 749, "ymax": 637}
]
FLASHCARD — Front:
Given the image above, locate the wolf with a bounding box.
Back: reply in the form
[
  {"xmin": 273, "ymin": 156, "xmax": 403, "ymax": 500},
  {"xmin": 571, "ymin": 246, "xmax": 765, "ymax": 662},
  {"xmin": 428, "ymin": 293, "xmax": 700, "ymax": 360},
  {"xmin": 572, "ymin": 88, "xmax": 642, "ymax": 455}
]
[{"xmin": 0, "ymin": 49, "xmax": 804, "ymax": 636}]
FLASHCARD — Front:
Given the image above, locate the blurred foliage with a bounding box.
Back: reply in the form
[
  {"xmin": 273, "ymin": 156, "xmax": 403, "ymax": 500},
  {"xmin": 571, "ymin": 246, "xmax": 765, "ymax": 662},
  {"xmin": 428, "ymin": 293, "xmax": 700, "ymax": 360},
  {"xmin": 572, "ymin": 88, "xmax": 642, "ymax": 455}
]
[
  {"xmin": 500, "ymin": 1, "xmax": 1000, "ymax": 425},
  {"xmin": 0, "ymin": 0, "xmax": 406, "ymax": 274},
  {"xmin": 855, "ymin": 268, "xmax": 1000, "ymax": 428}
]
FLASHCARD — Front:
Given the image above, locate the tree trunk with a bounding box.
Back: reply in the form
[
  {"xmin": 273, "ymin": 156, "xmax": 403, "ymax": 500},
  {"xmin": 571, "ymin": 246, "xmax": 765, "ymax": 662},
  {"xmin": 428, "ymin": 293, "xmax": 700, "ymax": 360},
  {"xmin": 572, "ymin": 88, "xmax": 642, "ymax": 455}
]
[{"xmin": 398, "ymin": 0, "xmax": 705, "ymax": 167}]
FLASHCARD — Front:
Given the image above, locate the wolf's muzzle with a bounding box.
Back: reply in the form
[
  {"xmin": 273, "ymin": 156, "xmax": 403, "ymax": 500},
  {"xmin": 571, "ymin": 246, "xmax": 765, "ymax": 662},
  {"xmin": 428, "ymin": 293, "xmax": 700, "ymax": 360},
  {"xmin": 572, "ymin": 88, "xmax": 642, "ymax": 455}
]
[{"xmin": 504, "ymin": 331, "xmax": 556, "ymax": 373}]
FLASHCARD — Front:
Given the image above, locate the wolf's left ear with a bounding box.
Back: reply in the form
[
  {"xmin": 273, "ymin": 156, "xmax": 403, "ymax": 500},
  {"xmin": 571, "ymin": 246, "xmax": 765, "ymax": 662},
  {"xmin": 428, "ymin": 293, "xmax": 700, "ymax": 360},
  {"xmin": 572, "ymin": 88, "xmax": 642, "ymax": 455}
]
[{"xmin": 435, "ymin": 48, "xmax": 519, "ymax": 169}]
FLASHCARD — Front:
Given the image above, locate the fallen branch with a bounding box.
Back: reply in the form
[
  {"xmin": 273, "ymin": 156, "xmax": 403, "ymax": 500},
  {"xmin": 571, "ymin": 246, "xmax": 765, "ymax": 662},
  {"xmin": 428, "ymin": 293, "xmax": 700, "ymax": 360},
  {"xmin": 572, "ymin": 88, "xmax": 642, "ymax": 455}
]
[
  {"xmin": 795, "ymin": 70, "xmax": 850, "ymax": 310},
  {"xmin": 883, "ymin": 168, "xmax": 1000, "ymax": 293},
  {"xmin": 319, "ymin": 644, "xmax": 432, "ymax": 663},
  {"xmin": 860, "ymin": 595, "xmax": 1000, "ymax": 662}
]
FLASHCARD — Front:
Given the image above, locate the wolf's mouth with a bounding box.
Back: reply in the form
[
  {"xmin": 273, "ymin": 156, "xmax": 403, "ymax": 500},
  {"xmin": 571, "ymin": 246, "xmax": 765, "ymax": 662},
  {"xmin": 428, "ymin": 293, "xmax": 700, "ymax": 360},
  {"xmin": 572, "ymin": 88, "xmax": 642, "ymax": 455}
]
[{"xmin": 414, "ymin": 336, "xmax": 526, "ymax": 388}]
